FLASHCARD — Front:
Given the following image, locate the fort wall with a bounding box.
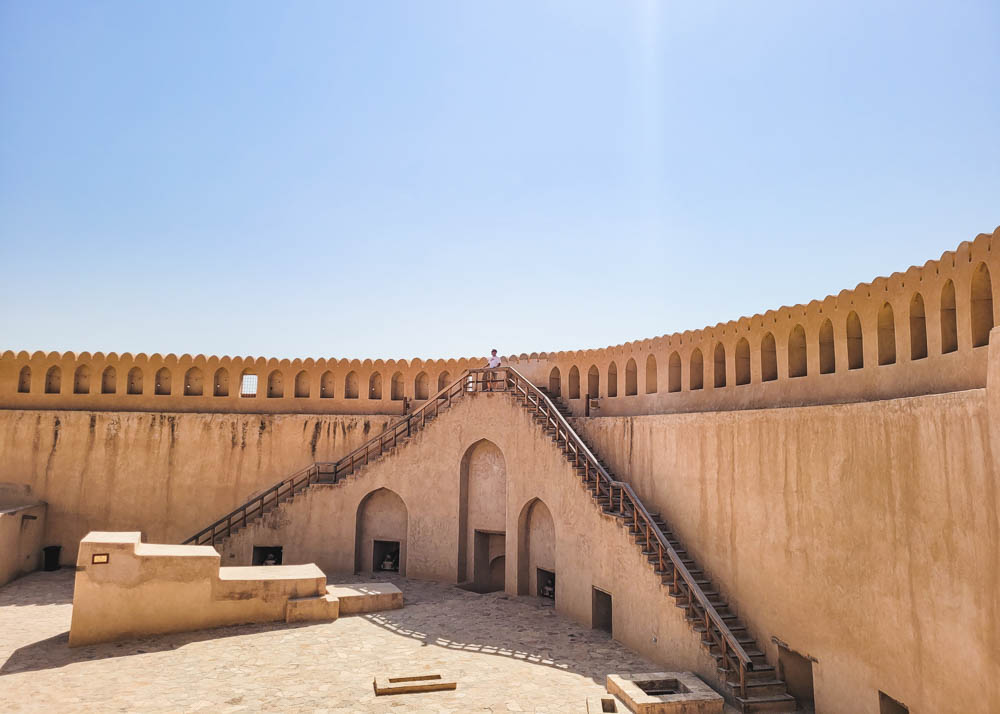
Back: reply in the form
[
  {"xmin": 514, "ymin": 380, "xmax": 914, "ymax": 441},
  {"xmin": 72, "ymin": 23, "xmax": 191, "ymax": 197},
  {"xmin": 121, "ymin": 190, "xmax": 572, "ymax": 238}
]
[
  {"xmin": 0, "ymin": 411, "xmax": 393, "ymax": 564},
  {"xmin": 2, "ymin": 227, "xmax": 996, "ymax": 417}
]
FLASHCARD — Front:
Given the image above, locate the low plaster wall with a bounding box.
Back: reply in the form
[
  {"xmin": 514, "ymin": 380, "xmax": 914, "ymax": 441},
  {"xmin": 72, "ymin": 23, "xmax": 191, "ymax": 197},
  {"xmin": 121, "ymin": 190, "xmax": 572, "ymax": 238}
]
[
  {"xmin": 0, "ymin": 502, "xmax": 46, "ymax": 587},
  {"xmin": 572, "ymin": 389, "xmax": 997, "ymax": 714},
  {"xmin": 0, "ymin": 411, "xmax": 393, "ymax": 564}
]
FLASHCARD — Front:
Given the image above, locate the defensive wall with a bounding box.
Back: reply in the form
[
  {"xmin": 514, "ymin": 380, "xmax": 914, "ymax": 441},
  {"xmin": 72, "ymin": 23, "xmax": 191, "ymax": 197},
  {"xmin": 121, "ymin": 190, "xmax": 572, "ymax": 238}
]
[{"xmin": 1, "ymin": 226, "xmax": 996, "ymax": 417}]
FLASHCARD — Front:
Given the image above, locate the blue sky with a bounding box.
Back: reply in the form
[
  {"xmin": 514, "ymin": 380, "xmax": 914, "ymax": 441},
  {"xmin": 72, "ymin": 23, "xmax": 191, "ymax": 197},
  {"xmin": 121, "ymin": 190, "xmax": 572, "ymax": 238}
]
[{"xmin": 1, "ymin": 1, "xmax": 998, "ymax": 360}]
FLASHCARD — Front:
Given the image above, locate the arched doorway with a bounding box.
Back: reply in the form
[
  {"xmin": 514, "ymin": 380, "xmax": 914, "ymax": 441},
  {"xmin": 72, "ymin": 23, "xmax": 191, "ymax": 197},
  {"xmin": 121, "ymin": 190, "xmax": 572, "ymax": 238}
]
[
  {"xmin": 458, "ymin": 439, "xmax": 507, "ymax": 592},
  {"xmin": 354, "ymin": 487, "xmax": 408, "ymax": 576},
  {"xmin": 516, "ymin": 498, "xmax": 555, "ymax": 600}
]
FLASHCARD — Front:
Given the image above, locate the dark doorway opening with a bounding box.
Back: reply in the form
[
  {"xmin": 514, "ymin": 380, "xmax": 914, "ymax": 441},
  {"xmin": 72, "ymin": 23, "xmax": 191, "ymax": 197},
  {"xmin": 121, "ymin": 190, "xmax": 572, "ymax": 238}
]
[
  {"xmin": 778, "ymin": 644, "xmax": 814, "ymax": 707},
  {"xmin": 537, "ymin": 568, "xmax": 555, "ymax": 600},
  {"xmin": 373, "ymin": 539, "xmax": 400, "ymax": 572},
  {"xmin": 473, "ymin": 531, "xmax": 505, "ymax": 593},
  {"xmin": 252, "ymin": 545, "xmax": 282, "ymax": 566},
  {"xmin": 879, "ymin": 691, "xmax": 908, "ymax": 714},
  {"xmin": 592, "ymin": 587, "xmax": 612, "ymax": 634}
]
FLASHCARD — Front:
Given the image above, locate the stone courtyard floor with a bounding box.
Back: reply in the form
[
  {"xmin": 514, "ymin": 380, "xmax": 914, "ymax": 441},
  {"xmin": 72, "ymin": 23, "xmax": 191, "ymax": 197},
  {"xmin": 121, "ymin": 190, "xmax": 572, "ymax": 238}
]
[{"xmin": 0, "ymin": 568, "xmax": 743, "ymax": 713}]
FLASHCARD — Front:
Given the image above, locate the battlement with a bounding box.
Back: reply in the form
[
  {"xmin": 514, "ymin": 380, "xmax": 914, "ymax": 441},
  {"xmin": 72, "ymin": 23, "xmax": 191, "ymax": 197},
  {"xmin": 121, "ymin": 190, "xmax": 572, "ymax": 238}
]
[{"xmin": 1, "ymin": 226, "xmax": 997, "ymax": 416}]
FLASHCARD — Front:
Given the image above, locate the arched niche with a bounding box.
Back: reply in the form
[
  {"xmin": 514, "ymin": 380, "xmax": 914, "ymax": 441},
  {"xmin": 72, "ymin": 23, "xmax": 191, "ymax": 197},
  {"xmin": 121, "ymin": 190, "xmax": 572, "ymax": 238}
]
[
  {"xmin": 294, "ymin": 370, "xmax": 310, "ymax": 398},
  {"xmin": 414, "ymin": 371, "xmax": 429, "ymax": 400},
  {"xmin": 354, "ymin": 488, "xmax": 408, "ymax": 576},
  {"xmin": 568, "ymin": 366, "xmax": 580, "ymax": 399},
  {"xmin": 390, "ymin": 371, "xmax": 404, "ymax": 400},
  {"xmin": 45, "ymin": 365, "xmax": 61, "ymax": 394},
  {"xmin": 846, "ymin": 311, "xmax": 864, "ymax": 370},
  {"xmin": 788, "ymin": 324, "xmax": 807, "ymax": 377},
  {"xmin": 668, "ymin": 352, "xmax": 681, "ymax": 392},
  {"xmin": 320, "ymin": 370, "xmax": 335, "ymax": 398},
  {"xmin": 101, "ymin": 365, "xmax": 116, "ymax": 394},
  {"xmin": 214, "ymin": 368, "xmax": 229, "ymax": 397},
  {"xmin": 877, "ymin": 303, "xmax": 896, "ymax": 366},
  {"xmin": 516, "ymin": 498, "xmax": 555, "ymax": 598},
  {"xmin": 587, "ymin": 365, "xmax": 599, "ymax": 398},
  {"xmin": 607, "ymin": 361, "xmax": 618, "ymax": 398},
  {"xmin": 368, "ymin": 372, "xmax": 382, "ymax": 400},
  {"xmin": 458, "ymin": 439, "xmax": 507, "ymax": 590},
  {"xmin": 941, "ymin": 280, "xmax": 958, "ymax": 353},
  {"xmin": 761, "ymin": 333, "xmax": 778, "ymax": 382},
  {"xmin": 645, "ymin": 354, "xmax": 657, "ymax": 394},
  {"xmin": 713, "ymin": 343, "xmax": 726, "ymax": 388},
  {"xmin": 735, "ymin": 338, "xmax": 750, "ymax": 385},
  {"xmin": 548, "ymin": 367, "xmax": 561, "ymax": 397},
  {"xmin": 624, "ymin": 358, "xmax": 637, "ymax": 396},
  {"xmin": 184, "ymin": 367, "xmax": 204, "ymax": 396},
  {"xmin": 819, "ymin": 320, "xmax": 835, "ymax": 374},
  {"xmin": 345, "ymin": 371, "xmax": 359, "ymax": 399},
  {"xmin": 267, "ymin": 370, "xmax": 283, "ymax": 398},
  {"xmin": 437, "ymin": 371, "xmax": 451, "ymax": 391},
  {"xmin": 689, "ymin": 349, "xmax": 704, "ymax": 390},
  {"xmin": 73, "ymin": 365, "xmax": 90, "ymax": 394},
  {"xmin": 909, "ymin": 293, "xmax": 927, "ymax": 360},
  {"xmin": 971, "ymin": 262, "xmax": 994, "ymax": 348},
  {"xmin": 155, "ymin": 367, "xmax": 171, "ymax": 396},
  {"xmin": 18, "ymin": 365, "xmax": 31, "ymax": 393},
  {"xmin": 127, "ymin": 367, "xmax": 143, "ymax": 395}
]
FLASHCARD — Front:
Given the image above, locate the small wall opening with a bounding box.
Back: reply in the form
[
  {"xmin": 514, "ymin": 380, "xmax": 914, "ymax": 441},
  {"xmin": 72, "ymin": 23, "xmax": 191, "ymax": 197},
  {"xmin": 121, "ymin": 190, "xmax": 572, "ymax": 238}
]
[
  {"xmin": 788, "ymin": 324, "xmax": 807, "ymax": 377},
  {"xmin": 472, "ymin": 530, "xmax": 506, "ymax": 593},
  {"xmin": 713, "ymin": 343, "xmax": 726, "ymax": 388},
  {"xmin": 940, "ymin": 279, "xmax": 958, "ymax": 353},
  {"xmin": 373, "ymin": 540, "xmax": 401, "ymax": 572},
  {"xmin": 819, "ymin": 319, "xmax": 835, "ymax": 374},
  {"xmin": 971, "ymin": 262, "xmax": 994, "ymax": 347},
  {"xmin": 761, "ymin": 333, "xmax": 777, "ymax": 381},
  {"xmin": 879, "ymin": 691, "xmax": 909, "ymax": 714},
  {"xmin": 368, "ymin": 372, "xmax": 383, "ymax": 399},
  {"xmin": 155, "ymin": 367, "xmax": 171, "ymax": 396},
  {"xmin": 414, "ymin": 371, "xmax": 429, "ymax": 400},
  {"xmin": 267, "ymin": 370, "xmax": 283, "ymax": 398},
  {"xmin": 184, "ymin": 367, "xmax": 203, "ymax": 396},
  {"xmin": 877, "ymin": 302, "xmax": 896, "ymax": 365},
  {"xmin": 437, "ymin": 371, "xmax": 451, "ymax": 391},
  {"xmin": 73, "ymin": 365, "xmax": 90, "ymax": 394},
  {"xmin": 587, "ymin": 365, "xmax": 599, "ymax": 398},
  {"xmin": 645, "ymin": 354, "xmax": 657, "ymax": 394},
  {"xmin": 127, "ymin": 367, "xmax": 143, "ymax": 395},
  {"xmin": 240, "ymin": 372, "xmax": 258, "ymax": 398},
  {"xmin": 607, "ymin": 362, "xmax": 618, "ymax": 397},
  {"xmin": 101, "ymin": 366, "xmax": 116, "ymax": 394},
  {"xmin": 537, "ymin": 568, "xmax": 555, "ymax": 600},
  {"xmin": 18, "ymin": 366, "xmax": 31, "ymax": 393},
  {"xmin": 251, "ymin": 546, "xmax": 282, "ymax": 566},
  {"xmin": 568, "ymin": 366, "xmax": 580, "ymax": 399},
  {"xmin": 735, "ymin": 338, "xmax": 750, "ymax": 385},
  {"xmin": 390, "ymin": 371, "xmax": 404, "ymax": 400},
  {"xmin": 320, "ymin": 370, "xmax": 334, "ymax": 398},
  {"xmin": 625, "ymin": 358, "xmax": 637, "ymax": 395},
  {"xmin": 214, "ymin": 368, "xmax": 229, "ymax": 397},
  {"xmin": 294, "ymin": 370, "xmax": 309, "ymax": 398},
  {"xmin": 548, "ymin": 367, "xmax": 562, "ymax": 397},
  {"xmin": 909, "ymin": 293, "xmax": 927, "ymax": 360},
  {"xmin": 847, "ymin": 311, "xmax": 864, "ymax": 369},
  {"xmin": 592, "ymin": 587, "xmax": 612, "ymax": 634},
  {"xmin": 345, "ymin": 371, "xmax": 359, "ymax": 399},
  {"xmin": 668, "ymin": 352, "xmax": 681, "ymax": 392},
  {"xmin": 778, "ymin": 645, "xmax": 814, "ymax": 708},
  {"xmin": 689, "ymin": 349, "xmax": 703, "ymax": 390}
]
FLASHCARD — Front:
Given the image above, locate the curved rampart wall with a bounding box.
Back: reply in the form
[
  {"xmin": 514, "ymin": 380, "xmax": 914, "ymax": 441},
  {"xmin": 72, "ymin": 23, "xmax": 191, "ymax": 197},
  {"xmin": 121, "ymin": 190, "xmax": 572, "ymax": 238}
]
[
  {"xmin": 509, "ymin": 227, "xmax": 999, "ymax": 414},
  {"xmin": 0, "ymin": 226, "xmax": 996, "ymax": 416}
]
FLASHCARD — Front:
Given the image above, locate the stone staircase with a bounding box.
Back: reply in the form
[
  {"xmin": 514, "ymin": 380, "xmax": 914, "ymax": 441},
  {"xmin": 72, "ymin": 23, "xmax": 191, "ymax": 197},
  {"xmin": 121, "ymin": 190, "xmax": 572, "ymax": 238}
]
[{"xmin": 185, "ymin": 367, "xmax": 797, "ymax": 712}]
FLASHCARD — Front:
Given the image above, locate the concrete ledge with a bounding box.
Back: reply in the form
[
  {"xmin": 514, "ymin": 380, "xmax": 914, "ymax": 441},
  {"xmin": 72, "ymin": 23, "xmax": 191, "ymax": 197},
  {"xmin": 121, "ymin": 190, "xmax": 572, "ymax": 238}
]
[
  {"xmin": 327, "ymin": 582, "xmax": 403, "ymax": 614},
  {"xmin": 285, "ymin": 593, "xmax": 340, "ymax": 623},
  {"xmin": 607, "ymin": 672, "xmax": 723, "ymax": 714}
]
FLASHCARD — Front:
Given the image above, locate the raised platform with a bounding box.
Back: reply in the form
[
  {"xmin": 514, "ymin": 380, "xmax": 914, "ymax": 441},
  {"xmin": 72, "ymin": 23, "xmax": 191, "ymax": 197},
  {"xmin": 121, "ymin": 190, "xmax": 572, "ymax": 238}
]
[{"xmin": 326, "ymin": 582, "xmax": 403, "ymax": 614}]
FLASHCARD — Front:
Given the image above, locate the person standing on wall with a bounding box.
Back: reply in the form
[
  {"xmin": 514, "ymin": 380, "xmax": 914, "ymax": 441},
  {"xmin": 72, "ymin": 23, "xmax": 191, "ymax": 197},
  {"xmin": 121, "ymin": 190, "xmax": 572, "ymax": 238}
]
[{"xmin": 485, "ymin": 349, "xmax": 502, "ymax": 391}]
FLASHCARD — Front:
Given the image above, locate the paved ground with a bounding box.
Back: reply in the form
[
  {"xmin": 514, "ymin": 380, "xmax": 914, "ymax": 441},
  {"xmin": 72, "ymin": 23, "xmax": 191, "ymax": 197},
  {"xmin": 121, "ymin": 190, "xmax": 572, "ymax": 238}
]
[{"xmin": 0, "ymin": 569, "xmax": 743, "ymax": 713}]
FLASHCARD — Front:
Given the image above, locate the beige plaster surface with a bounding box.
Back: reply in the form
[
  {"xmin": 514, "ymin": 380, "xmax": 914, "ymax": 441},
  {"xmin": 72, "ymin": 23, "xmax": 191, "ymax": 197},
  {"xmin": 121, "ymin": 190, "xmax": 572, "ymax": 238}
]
[
  {"xmin": 1, "ymin": 569, "xmax": 749, "ymax": 713},
  {"xmin": 0, "ymin": 484, "xmax": 46, "ymax": 587}
]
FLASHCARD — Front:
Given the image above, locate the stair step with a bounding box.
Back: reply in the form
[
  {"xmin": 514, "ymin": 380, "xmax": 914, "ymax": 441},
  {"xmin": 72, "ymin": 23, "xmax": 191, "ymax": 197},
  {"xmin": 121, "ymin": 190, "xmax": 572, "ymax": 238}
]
[{"xmin": 735, "ymin": 693, "xmax": 798, "ymax": 713}]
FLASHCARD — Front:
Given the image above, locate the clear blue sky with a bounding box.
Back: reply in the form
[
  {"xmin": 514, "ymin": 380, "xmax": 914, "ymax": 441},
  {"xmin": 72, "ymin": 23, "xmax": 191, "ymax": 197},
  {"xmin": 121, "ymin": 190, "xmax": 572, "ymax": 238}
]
[{"xmin": 1, "ymin": 2, "xmax": 998, "ymax": 360}]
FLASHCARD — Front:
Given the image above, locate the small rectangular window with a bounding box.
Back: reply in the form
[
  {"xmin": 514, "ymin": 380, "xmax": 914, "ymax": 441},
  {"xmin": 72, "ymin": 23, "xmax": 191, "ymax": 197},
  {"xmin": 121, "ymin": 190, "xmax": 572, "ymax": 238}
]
[{"xmin": 240, "ymin": 374, "xmax": 258, "ymax": 398}]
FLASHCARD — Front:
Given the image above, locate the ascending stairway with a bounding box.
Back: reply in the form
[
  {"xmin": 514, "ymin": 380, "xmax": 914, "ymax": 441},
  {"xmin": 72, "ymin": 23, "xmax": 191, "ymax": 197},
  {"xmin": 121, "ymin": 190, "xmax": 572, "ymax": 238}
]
[{"xmin": 184, "ymin": 367, "xmax": 797, "ymax": 713}]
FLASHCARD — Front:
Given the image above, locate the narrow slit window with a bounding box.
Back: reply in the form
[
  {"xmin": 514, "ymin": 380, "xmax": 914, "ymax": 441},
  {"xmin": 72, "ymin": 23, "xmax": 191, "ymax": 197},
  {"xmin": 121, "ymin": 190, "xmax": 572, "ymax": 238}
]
[{"xmin": 240, "ymin": 373, "xmax": 258, "ymax": 398}]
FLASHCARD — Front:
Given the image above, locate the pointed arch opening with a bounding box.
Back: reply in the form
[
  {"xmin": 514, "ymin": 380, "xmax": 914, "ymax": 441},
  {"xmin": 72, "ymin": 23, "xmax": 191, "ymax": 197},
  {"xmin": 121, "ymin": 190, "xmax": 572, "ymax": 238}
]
[
  {"xmin": 587, "ymin": 365, "xmax": 599, "ymax": 398},
  {"xmin": 45, "ymin": 365, "xmax": 61, "ymax": 394},
  {"xmin": 390, "ymin": 371, "xmax": 404, "ymax": 400},
  {"xmin": 414, "ymin": 371, "xmax": 429, "ymax": 400},
  {"xmin": 548, "ymin": 367, "xmax": 562, "ymax": 397},
  {"xmin": 355, "ymin": 488, "xmax": 407, "ymax": 576},
  {"xmin": 713, "ymin": 343, "xmax": 726, "ymax": 388},
  {"xmin": 788, "ymin": 325, "xmax": 807, "ymax": 377},
  {"xmin": 458, "ymin": 439, "xmax": 507, "ymax": 589},
  {"xmin": 909, "ymin": 293, "xmax": 927, "ymax": 360},
  {"xmin": 625, "ymin": 359, "xmax": 637, "ymax": 396},
  {"xmin": 607, "ymin": 361, "xmax": 618, "ymax": 398},
  {"xmin": 437, "ymin": 371, "xmax": 451, "ymax": 391},
  {"xmin": 127, "ymin": 367, "xmax": 143, "ymax": 395},
  {"xmin": 294, "ymin": 370, "xmax": 310, "ymax": 398},
  {"xmin": 761, "ymin": 333, "xmax": 777, "ymax": 382},
  {"xmin": 645, "ymin": 355, "xmax": 657, "ymax": 394},
  {"xmin": 568, "ymin": 366, "xmax": 580, "ymax": 399},
  {"xmin": 368, "ymin": 372, "xmax": 382, "ymax": 400},
  {"xmin": 184, "ymin": 367, "xmax": 204, "ymax": 396},
  {"xmin": 320, "ymin": 370, "xmax": 334, "ymax": 398},
  {"xmin": 214, "ymin": 368, "xmax": 229, "ymax": 397},
  {"xmin": 735, "ymin": 338, "xmax": 750, "ymax": 385},
  {"xmin": 517, "ymin": 498, "xmax": 555, "ymax": 598},
  {"xmin": 819, "ymin": 319, "xmax": 835, "ymax": 374},
  {"xmin": 267, "ymin": 370, "xmax": 283, "ymax": 398},
  {"xmin": 73, "ymin": 365, "xmax": 90, "ymax": 394},
  {"xmin": 668, "ymin": 352, "xmax": 681, "ymax": 392},
  {"xmin": 100, "ymin": 366, "xmax": 116, "ymax": 394},
  {"xmin": 155, "ymin": 367, "xmax": 171, "ymax": 396},
  {"xmin": 846, "ymin": 312, "xmax": 864, "ymax": 370},
  {"xmin": 18, "ymin": 366, "xmax": 31, "ymax": 394},
  {"xmin": 971, "ymin": 262, "xmax": 994, "ymax": 347},
  {"xmin": 689, "ymin": 349, "xmax": 704, "ymax": 390},
  {"xmin": 345, "ymin": 371, "xmax": 359, "ymax": 399},
  {"xmin": 877, "ymin": 303, "xmax": 896, "ymax": 365},
  {"xmin": 940, "ymin": 280, "xmax": 958, "ymax": 353}
]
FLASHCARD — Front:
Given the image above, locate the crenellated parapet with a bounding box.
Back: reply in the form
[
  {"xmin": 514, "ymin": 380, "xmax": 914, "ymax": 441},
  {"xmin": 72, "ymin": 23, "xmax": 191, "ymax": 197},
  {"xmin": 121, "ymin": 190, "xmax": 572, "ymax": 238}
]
[{"xmin": 1, "ymin": 226, "xmax": 997, "ymax": 416}]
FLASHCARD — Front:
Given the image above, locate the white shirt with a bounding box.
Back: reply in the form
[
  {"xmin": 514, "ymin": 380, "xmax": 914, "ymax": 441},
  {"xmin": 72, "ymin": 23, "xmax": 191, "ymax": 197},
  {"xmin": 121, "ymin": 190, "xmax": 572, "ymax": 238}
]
[{"xmin": 487, "ymin": 355, "xmax": 501, "ymax": 368}]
